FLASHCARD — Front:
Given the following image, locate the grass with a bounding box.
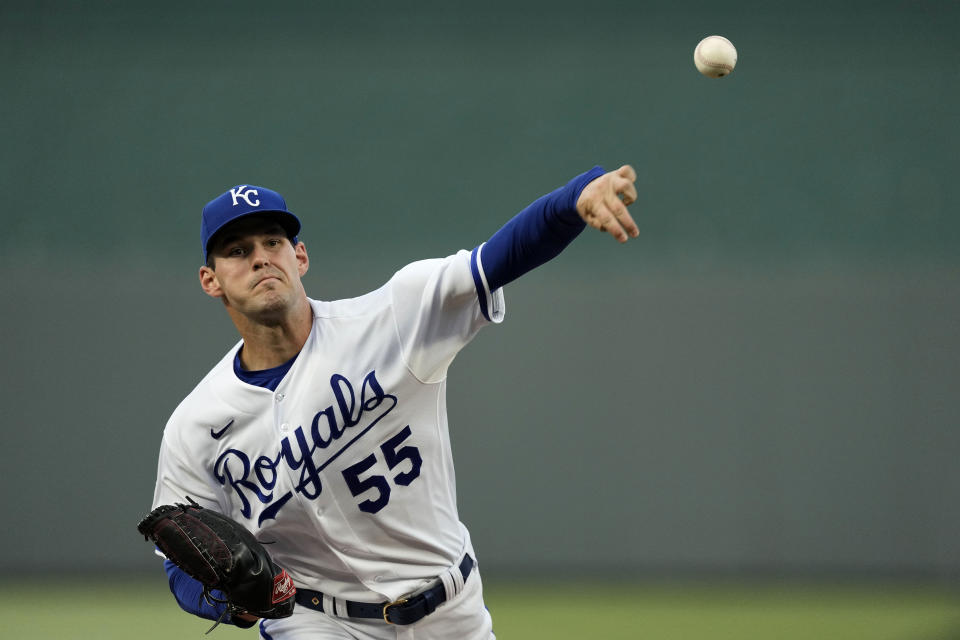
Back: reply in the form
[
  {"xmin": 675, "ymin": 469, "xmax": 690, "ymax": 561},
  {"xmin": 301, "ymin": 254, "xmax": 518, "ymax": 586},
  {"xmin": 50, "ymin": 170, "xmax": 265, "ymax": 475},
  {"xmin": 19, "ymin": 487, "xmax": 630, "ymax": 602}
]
[
  {"xmin": 485, "ymin": 582, "xmax": 960, "ymax": 640},
  {"xmin": 1, "ymin": 577, "xmax": 957, "ymax": 639}
]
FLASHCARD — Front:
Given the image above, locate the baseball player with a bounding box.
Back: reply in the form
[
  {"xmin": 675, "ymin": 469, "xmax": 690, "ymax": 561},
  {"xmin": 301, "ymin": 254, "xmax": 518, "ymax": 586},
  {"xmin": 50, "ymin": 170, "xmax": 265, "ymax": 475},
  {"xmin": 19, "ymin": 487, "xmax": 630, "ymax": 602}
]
[{"xmin": 147, "ymin": 164, "xmax": 638, "ymax": 639}]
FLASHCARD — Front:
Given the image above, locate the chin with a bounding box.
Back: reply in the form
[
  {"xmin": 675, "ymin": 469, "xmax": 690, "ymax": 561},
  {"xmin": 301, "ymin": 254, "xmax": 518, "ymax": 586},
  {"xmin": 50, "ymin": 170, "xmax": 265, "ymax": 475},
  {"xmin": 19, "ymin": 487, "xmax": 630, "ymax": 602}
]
[
  {"xmin": 237, "ymin": 288, "xmax": 288, "ymax": 318},
  {"xmin": 256, "ymin": 295, "xmax": 291, "ymax": 316}
]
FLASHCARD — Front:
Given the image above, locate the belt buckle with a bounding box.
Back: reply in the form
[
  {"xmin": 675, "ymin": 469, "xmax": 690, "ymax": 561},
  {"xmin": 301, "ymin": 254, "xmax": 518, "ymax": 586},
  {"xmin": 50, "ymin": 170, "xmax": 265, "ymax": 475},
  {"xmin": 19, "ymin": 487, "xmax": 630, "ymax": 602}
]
[{"xmin": 382, "ymin": 597, "xmax": 408, "ymax": 624}]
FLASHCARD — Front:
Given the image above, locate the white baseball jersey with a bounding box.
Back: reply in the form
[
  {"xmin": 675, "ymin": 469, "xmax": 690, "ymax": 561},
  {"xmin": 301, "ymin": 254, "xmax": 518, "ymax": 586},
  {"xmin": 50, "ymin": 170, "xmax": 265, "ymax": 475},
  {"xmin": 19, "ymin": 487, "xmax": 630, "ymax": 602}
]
[{"xmin": 152, "ymin": 249, "xmax": 503, "ymax": 604}]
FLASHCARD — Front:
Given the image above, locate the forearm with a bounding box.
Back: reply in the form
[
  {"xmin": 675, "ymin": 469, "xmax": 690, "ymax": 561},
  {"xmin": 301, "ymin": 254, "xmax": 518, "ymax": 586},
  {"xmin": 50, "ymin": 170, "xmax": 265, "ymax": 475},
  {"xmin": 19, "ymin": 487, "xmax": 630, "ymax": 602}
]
[{"xmin": 479, "ymin": 166, "xmax": 605, "ymax": 291}]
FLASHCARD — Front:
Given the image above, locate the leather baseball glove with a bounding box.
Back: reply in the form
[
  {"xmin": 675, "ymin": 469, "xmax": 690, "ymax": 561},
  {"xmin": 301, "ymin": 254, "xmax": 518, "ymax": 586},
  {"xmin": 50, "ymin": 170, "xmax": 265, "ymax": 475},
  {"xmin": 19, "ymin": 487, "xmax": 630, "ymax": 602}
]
[{"xmin": 137, "ymin": 498, "xmax": 296, "ymax": 628}]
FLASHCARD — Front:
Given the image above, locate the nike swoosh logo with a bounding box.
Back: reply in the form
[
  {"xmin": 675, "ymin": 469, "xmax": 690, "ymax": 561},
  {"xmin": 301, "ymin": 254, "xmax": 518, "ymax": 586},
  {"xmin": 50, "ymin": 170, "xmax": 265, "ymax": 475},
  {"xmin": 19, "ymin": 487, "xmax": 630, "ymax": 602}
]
[{"xmin": 211, "ymin": 419, "xmax": 234, "ymax": 440}]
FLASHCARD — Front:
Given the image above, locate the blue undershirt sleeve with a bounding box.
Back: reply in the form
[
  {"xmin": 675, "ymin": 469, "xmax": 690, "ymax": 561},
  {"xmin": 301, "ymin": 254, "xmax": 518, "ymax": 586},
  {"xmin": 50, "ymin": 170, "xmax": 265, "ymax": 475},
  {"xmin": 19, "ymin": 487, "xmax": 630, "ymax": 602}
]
[
  {"xmin": 478, "ymin": 166, "xmax": 605, "ymax": 292},
  {"xmin": 163, "ymin": 559, "xmax": 257, "ymax": 628}
]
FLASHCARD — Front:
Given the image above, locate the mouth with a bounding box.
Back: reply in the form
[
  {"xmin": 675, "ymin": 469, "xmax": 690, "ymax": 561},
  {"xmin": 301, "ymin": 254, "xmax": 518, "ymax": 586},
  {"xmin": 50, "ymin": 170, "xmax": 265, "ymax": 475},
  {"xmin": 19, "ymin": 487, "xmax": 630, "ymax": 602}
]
[{"xmin": 253, "ymin": 275, "xmax": 282, "ymax": 289}]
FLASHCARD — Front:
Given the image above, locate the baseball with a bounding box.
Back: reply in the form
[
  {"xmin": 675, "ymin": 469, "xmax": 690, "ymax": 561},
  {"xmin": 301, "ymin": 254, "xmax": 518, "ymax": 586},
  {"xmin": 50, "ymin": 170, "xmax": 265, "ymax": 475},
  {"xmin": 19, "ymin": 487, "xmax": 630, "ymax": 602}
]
[{"xmin": 694, "ymin": 35, "xmax": 737, "ymax": 78}]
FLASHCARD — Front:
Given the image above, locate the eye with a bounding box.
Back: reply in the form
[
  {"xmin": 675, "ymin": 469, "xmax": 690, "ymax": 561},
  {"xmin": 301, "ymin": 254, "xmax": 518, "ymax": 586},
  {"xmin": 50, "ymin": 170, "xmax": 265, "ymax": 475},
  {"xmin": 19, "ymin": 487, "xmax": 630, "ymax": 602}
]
[{"xmin": 228, "ymin": 246, "xmax": 246, "ymax": 257}]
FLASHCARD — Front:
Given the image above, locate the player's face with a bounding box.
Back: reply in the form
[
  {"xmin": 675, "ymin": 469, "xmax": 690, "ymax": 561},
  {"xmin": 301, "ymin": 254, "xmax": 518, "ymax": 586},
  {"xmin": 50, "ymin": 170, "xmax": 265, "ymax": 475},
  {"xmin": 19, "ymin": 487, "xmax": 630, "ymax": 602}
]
[{"xmin": 199, "ymin": 216, "xmax": 309, "ymax": 321}]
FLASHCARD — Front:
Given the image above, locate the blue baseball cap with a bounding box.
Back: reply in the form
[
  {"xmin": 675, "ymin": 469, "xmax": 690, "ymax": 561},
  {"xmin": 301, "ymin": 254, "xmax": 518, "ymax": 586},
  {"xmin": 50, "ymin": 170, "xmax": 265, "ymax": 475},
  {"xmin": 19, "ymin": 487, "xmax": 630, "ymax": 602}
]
[{"xmin": 201, "ymin": 185, "xmax": 301, "ymax": 262}]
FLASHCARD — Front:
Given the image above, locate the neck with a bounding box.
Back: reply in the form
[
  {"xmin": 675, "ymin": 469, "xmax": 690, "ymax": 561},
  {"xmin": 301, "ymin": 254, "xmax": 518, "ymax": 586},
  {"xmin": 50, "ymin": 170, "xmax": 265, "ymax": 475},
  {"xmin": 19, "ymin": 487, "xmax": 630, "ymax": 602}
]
[{"xmin": 229, "ymin": 297, "xmax": 313, "ymax": 370}]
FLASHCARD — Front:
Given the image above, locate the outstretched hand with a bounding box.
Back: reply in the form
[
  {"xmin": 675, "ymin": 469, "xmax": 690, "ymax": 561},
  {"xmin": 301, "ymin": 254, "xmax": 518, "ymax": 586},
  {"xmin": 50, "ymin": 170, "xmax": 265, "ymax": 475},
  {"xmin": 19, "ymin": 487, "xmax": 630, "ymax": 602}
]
[{"xmin": 576, "ymin": 165, "xmax": 640, "ymax": 243}]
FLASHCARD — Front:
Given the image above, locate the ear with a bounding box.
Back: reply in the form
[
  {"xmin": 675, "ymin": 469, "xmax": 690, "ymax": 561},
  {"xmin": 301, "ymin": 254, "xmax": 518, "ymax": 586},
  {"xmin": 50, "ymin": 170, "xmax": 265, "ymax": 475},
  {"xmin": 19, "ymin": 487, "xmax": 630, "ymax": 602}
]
[
  {"xmin": 199, "ymin": 265, "xmax": 224, "ymax": 298},
  {"xmin": 294, "ymin": 241, "xmax": 309, "ymax": 277}
]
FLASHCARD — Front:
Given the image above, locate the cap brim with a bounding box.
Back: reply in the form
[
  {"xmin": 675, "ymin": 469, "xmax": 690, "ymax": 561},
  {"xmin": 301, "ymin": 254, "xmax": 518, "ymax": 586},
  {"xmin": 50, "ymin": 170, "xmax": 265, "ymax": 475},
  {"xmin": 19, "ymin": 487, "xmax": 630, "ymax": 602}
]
[{"xmin": 204, "ymin": 209, "xmax": 302, "ymax": 260}]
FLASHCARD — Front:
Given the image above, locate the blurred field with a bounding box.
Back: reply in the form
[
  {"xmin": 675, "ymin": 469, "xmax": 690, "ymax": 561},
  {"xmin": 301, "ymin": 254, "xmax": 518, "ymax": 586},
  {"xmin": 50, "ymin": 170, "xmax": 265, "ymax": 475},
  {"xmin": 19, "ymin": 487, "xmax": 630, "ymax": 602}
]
[{"xmin": 1, "ymin": 577, "xmax": 957, "ymax": 639}]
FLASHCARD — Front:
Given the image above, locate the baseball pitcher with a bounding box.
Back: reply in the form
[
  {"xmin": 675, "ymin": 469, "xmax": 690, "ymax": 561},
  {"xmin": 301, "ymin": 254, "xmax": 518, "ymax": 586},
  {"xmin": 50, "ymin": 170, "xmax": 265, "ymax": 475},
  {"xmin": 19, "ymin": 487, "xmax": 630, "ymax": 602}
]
[{"xmin": 141, "ymin": 165, "xmax": 638, "ymax": 639}]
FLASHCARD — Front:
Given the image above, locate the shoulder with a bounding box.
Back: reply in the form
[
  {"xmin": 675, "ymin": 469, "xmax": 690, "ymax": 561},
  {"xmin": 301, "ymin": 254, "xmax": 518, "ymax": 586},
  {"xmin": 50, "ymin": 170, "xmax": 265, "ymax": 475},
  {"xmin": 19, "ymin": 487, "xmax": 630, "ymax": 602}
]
[
  {"xmin": 306, "ymin": 252, "xmax": 472, "ymax": 316},
  {"xmin": 388, "ymin": 251, "xmax": 475, "ymax": 299},
  {"xmin": 392, "ymin": 251, "xmax": 471, "ymax": 281}
]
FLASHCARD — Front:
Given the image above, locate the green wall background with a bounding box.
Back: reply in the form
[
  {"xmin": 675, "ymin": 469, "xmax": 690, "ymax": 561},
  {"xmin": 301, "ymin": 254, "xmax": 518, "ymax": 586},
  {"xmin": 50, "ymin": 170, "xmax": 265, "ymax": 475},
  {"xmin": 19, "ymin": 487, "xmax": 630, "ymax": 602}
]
[{"xmin": 0, "ymin": 1, "xmax": 957, "ymax": 580}]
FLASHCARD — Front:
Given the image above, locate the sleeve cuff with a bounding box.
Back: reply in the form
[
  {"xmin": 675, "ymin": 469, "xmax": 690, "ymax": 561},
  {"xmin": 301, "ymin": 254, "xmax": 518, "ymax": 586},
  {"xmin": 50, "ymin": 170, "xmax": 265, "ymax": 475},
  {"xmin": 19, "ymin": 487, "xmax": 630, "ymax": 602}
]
[{"xmin": 470, "ymin": 244, "xmax": 505, "ymax": 323}]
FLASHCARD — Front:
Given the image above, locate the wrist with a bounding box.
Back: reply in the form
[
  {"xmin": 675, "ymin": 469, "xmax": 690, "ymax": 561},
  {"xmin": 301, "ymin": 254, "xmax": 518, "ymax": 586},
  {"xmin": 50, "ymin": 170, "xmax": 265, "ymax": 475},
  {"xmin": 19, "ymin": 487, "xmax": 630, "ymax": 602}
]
[{"xmin": 555, "ymin": 166, "xmax": 606, "ymax": 224}]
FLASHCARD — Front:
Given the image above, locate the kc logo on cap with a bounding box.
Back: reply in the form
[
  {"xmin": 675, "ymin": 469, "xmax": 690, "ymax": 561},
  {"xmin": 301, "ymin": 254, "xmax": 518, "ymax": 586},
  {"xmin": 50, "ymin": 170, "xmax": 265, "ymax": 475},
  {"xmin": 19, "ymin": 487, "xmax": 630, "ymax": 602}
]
[{"xmin": 230, "ymin": 186, "xmax": 261, "ymax": 208}]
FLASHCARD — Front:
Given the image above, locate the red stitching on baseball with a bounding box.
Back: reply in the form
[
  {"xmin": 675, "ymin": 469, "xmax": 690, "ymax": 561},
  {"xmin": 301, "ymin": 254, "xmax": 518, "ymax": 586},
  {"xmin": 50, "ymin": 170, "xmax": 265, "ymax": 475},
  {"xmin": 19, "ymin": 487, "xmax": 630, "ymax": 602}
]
[{"xmin": 695, "ymin": 37, "xmax": 735, "ymax": 71}]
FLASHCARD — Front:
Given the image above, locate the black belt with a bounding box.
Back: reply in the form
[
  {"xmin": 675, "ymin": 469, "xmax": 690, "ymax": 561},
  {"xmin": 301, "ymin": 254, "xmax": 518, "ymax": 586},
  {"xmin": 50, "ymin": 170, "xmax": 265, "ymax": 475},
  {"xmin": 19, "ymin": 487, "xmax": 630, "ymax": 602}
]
[{"xmin": 295, "ymin": 554, "xmax": 474, "ymax": 625}]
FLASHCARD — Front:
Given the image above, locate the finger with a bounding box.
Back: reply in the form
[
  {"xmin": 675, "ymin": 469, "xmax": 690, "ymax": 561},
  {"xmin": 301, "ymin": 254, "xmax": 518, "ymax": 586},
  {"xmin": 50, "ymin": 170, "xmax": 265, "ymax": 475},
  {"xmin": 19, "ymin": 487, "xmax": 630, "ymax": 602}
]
[
  {"xmin": 616, "ymin": 179, "xmax": 638, "ymax": 207},
  {"xmin": 604, "ymin": 215, "xmax": 629, "ymax": 243},
  {"xmin": 612, "ymin": 165, "xmax": 638, "ymax": 206},
  {"xmin": 583, "ymin": 205, "xmax": 606, "ymax": 232},
  {"xmin": 608, "ymin": 196, "xmax": 640, "ymax": 239},
  {"xmin": 583, "ymin": 205, "xmax": 611, "ymax": 237},
  {"xmin": 592, "ymin": 199, "xmax": 626, "ymax": 243},
  {"xmin": 586, "ymin": 198, "xmax": 631, "ymax": 243},
  {"xmin": 616, "ymin": 164, "xmax": 637, "ymax": 182},
  {"xmin": 601, "ymin": 197, "xmax": 636, "ymax": 242}
]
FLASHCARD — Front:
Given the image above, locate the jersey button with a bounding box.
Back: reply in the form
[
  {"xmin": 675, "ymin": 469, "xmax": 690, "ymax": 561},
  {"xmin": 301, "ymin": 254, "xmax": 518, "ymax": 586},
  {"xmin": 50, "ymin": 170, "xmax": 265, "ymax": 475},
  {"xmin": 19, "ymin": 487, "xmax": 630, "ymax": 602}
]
[
  {"xmin": 275, "ymin": 393, "xmax": 285, "ymax": 402},
  {"xmin": 280, "ymin": 423, "xmax": 289, "ymax": 432}
]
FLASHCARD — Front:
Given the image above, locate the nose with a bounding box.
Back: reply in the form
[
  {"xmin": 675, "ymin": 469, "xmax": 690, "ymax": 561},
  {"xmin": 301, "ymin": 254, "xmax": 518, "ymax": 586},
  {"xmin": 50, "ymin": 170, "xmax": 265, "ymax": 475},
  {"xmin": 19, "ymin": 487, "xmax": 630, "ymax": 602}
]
[{"xmin": 250, "ymin": 245, "xmax": 271, "ymax": 269}]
